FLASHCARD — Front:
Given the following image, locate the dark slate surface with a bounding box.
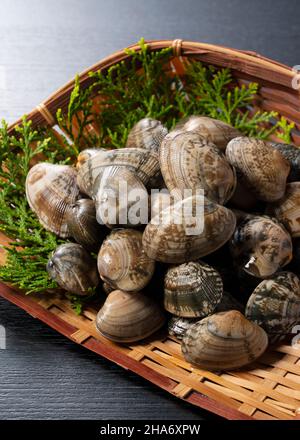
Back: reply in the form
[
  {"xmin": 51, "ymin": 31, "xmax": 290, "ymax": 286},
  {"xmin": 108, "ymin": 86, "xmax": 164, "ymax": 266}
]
[{"xmin": 0, "ymin": 0, "xmax": 299, "ymax": 420}]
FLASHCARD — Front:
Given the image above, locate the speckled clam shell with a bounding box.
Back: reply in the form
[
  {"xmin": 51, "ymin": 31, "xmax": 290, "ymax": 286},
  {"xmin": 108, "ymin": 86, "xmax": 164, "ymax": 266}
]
[
  {"xmin": 65, "ymin": 199, "xmax": 106, "ymax": 252},
  {"xmin": 26, "ymin": 163, "xmax": 80, "ymax": 238},
  {"xmin": 97, "ymin": 229, "xmax": 155, "ymax": 292},
  {"xmin": 46, "ymin": 243, "xmax": 99, "ymax": 296},
  {"xmin": 126, "ymin": 118, "xmax": 168, "ymax": 152},
  {"xmin": 76, "ymin": 148, "xmax": 106, "ymax": 170},
  {"xmin": 175, "ymin": 116, "xmax": 241, "ymax": 150},
  {"xmin": 77, "ymin": 148, "xmax": 160, "ymax": 199},
  {"xmin": 76, "ymin": 149, "xmax": 107, "ymax": 196},
  {"xmin": 269, "ymin": 142, "xmax": 300, "ymax": 182},
  {"xmin": 266, "ymin": 182, "xmax": 300, "ymax": 238},
  {"xmin": 246, "ymin": 272, "xmax": 300, "ymax": 342},
  {"xmin": 160, "ymin": 131, "xmax": 236, "ymax": 205},
  {"xmin": 164, "ymin": 261, "xmax": 223, "ymax": 317},
  {"xmin": 95, "ymin": 290, "xmax": 166, "ymax": 343},
  {"xmin": 142, "ymin": 195, "xmax": 236, "ymax": 264},
  {"xmin": 181, "ymin": 310, "xmax": 268, "ymax": 371},
  {"xmin": 230, "ymin": 215, "xmax": 293, "ymax": 278},
  {"xmin": 226, "ymin": 137, "xmax": 290, "ymax": 202},
  {"xmin": 93, "ymin": 167, "xmax": 149, "ymax": 228},
  {"xmin": 168, "ymin": 316, "xmax": 198, "ymax": 340}
]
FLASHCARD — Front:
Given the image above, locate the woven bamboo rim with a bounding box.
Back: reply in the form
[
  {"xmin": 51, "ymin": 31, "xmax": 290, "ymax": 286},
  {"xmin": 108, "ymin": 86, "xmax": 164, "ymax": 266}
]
[{"xmin": 2, "ymin": 40, "xmax": 300, "ymax": 420}]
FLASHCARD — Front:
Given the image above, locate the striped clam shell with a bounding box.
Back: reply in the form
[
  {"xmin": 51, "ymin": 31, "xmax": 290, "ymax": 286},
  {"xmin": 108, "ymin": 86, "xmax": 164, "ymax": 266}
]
[
  {"xmin": 46, "ymin": 243, "xmax": 99, "ymax": 296},
  {"xmin": 226, "ymin": 137, "xmax": 290, "ymax": 202},
  {"xmin": 95, "ymin": 290, "xmax": 166, "ymax": 343},
  {"xmin": 246, "ymin": 272, "xmax": 300, "ymax": 342},
  {"xmin": 97, "ymin": 229, "xmax": 155, "ymax": 292},
  {"xmin": 266, "ymin": 182, "xmax": 300, "ymax": 238},
  {"xmin": 126, "ymin": 118, "xmax": 168, "ymax": 152},
  {"xmin": 26, "ymin": 163, "xmax": 80, "ymax": 238},
  {"xmin": 182, "ymin": 310, "xmax": 268, "ymax": 371},
  {"xmin": 65, "ymin": 198, "xmax": 106, "ymax": 252},
  {"xmin": 77, "ymin": 147, "xmax": 160, "ymax": 199},
  {"xmin": 164, "ymin": 261, "xmax": 223, "ymax": 318},
  {"xmin": 168, "ymin": 316, "xmax": 198, "ymax": 340},
  {"xmin": 160, "ymin": 130, "xmax": 236, "ymax": 205},
  {"xmin": 230, "ymin": 215, "xmax": 293, "ymax": 278},
  {"xmin": 174, "ymin": 116, "xmax": 241, "ymax": 151},
  {"xmin": 142, "ymin": 195, "xmax": 236, "ymax": 264},
  {"xmin": 269, "ymin": 141, "xmax": 300, "ymax": 182}
]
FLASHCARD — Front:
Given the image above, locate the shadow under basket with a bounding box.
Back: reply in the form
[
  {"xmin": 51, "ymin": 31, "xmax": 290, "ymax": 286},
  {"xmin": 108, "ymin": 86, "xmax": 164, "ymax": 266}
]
[{"xmin": 2, "ymin": 40, "xmax": 300, "ymax": 420}]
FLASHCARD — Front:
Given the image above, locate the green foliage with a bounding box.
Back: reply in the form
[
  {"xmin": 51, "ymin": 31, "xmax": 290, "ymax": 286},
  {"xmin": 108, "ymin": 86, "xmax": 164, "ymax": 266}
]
[
  {"xmin": 0, "ymin": 39, "xmax": 295, "ymax": 313},
  {"xmin": 179, "ymin": 62, "xmax": 279, "ymax": 139},
  {"xmin": 0, "ymin": 118, "xmax": 67, "ymax": 293},
  {"xmin": 276, "ymin": 116, "xmax": 295, "ymax": 143}
]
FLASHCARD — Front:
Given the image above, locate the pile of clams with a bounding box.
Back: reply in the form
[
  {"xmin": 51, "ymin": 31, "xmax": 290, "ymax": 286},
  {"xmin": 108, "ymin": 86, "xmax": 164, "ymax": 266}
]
[{"xmin": 26, "ymin": 115, "xmax": 300, "ymax": 371}]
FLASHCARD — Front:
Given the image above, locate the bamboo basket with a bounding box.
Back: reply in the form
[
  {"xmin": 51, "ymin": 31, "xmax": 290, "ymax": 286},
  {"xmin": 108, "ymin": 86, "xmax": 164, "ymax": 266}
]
[{"xmin": 2, "ymin": 40, "xmax": 300, "ymax": 420}]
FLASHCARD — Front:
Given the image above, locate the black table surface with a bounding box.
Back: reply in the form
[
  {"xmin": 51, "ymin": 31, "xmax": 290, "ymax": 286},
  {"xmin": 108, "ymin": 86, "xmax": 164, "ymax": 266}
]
[{"xmin": 0, "ymin": 0, "xmax": 300, "ymax": 420}]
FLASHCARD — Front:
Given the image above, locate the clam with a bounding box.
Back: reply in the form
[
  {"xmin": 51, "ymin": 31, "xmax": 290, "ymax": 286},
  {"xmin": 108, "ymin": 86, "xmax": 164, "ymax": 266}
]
[
  {"xmin": 26, "ymin": 163, "xmax": 80, "ymax": 238},
  {"xmin": 76, "ymin": 148, "xmax": 107, "ymax": 196},
  {"xmin": 160, "ymin": 131, "xmax": 236, "ymax": 204},
  {"xmin": 230, "ymin": 215, "xmax": 293, "ymax": 278},
  {"xmin": 76, "ymin": 148, "xmax": 106, "ymax": 171},
  {"xmin": 226, "ymin": 137, "xmax": 290, "ymax": 202},
  {"xmin": 47, "ymin": 243, "xmax": 99, "ymax": 296},
  {"xmin": 77, "ymin": 148, "xmax": 160, "ymax": 198},
  {"xmin": 269, "ymin": 141, "xmax": 300, "ymax": 182},
  {"xmin": 168, "ymin": 316, "xmax": 198, "ymax": 340},
  {"xmin": 65, "ymin": 198, "xmax": 106, "ymax": 251},
  {"xmin": 164, "ymin": 261, "xmax": 223, "ymax": 317},
  {"xmin": 97, "ymin": 229, "xmax": 155, "ymax": 292},
  {"xmin": 182, "ymin": 310, "xmax": 268, "ymax": 371},
  {"xmin": 175, "ymin": 116, "xmax": 241, "ymax": 150},
  {"xmin": 142, "ymin": 195, "xmax": 236, "ymax": 263},
  {"xmin": 95, "ymin": 290, "xmax": 166, "ymax": 343},
  {"xmin": 266, "ymin": 182, "xmax": 300, "ymax": 237},
  {"xmin": 245, "ymin": 272, "xmax": 300, "ymax": 342},
  {"xmin": 94, "ymin": 167, "xmax": 149, "ymax": 228},
  {"xmin": 126, "ymin": 118, "xmax": 168, "ymax": 152}
]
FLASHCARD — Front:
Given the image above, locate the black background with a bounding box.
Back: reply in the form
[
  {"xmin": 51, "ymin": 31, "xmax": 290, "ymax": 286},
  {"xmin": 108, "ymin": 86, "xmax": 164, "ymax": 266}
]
[{"xmin": 0, "ymin": 0, "xmax": 300, "ymax": 420}]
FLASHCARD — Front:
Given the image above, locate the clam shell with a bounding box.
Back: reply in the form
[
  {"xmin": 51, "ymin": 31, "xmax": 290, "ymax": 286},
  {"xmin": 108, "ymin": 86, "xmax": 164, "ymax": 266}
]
[
  {"xmin": 65, "ymin": 198, "xmax": 106, "ymax": 252},
  {"xmin": 226, "ymin": 137, "xmax": 290, "ymax": 202},
  {"xmin": 230, "ymin": 215, "xmax": 293, "ymax": 278},
  {"xmin": 269, "ymin": 142, "xmax": 300, "ymax": 182},
  {"xmin": 46, "ymin": 243, "xmax": 99, "ymax": 296},
  {"xmin": 160, "ymin": 131, "xmax": 236, "ymax": 204},
  {"xmin": 26, "ymin": 163, "xmax": 80, "ymax": 238},
  {"xmin": 245, "ymin": 272, "xmax": 300, "ymax": 342},
  {"xmin": 164, "ymin": 261, "xmax": 223, "ymax": 317},
  {"xmin": 266, "ymin": 182, "xmax": 300, "ymax": 237},
  {"xmin": 94, "ymin": 167, "xmax": 149, "ymax": 228},
  {"xmin": 142, "ymin": 195, "xmax": 236, "ymax": 263},
  {"xmin": 182, "ymin": 310, "xmax": 268, "ymax": 371},
  {"xmin": 97, "ymin": 229, "xmax": 155, "ymax": 292},
  {"xmin": 126, "ymin": 118, "xmax": 168, "ymax": 152},
  {"xmin": 76, "ymin": 149, "xmax": 107, "ymax": 196},
  {"xmin": 77, "ymin": 148, "xmax": 160, "ymax": 199},
  {"xmin": 175, "ymin": 116, "xmax": 241, "ymax": 150},
  {"xmin": 168, "ymin": 316, "xmax": 198, "ymax": 340},
  {"xmin": 95, "ymin": 290, "xmax": 166, "ymax": 343}
]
